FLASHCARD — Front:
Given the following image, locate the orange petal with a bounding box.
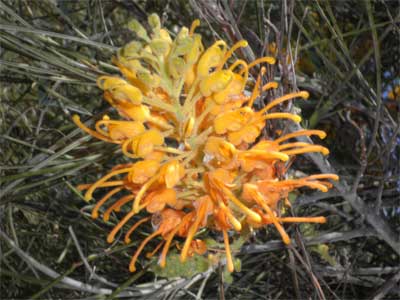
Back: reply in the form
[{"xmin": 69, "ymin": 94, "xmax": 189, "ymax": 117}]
[
  {"xmin": 228, "ymin": 124, "xmax": 261, "ymax": 146},
  {"xmin": 197, "ymin": 40, "xmax": 226, "ymax": 77},
  {"xmin": 212, "ymin": 73, "xmax": 245, "ymax": 104},
  {"xmin": 97, "ymin": 76, "xmax": 126, "ymax": 90},
  {"xmin": 145, "ymin": 188, "xmax": 176, "ymax": 213},
  {"xmin": 199, "ymin": 70, "xmax": 233, "ymax": 97},
  {"xmin": 158, "ymin": 209, "xmax": 185, "ymax": 236},
  {"xmin": 107, "ymin": 122, "xmax": 145, "ymax": 141},
  {"xmin": 110, "ymin": 84, "xmax": 143, "ymax": 105},
  {"xmin": 204, "ymin": 137, "xmax": 237, "ymax": 163},
  {"xmin": 191, "ymin": 239, "xmax": 207, "ymax": 255},
  {"xmin": 160, "ymin": 160, "xmax": 185, "ymax": 189},
  {"xmin": 213, "ymin": 107, "xmax": 254, "ymax": 134},
  {"xmin": 128, "ymin": 160, "xmax": 160, "ymax": 184}
]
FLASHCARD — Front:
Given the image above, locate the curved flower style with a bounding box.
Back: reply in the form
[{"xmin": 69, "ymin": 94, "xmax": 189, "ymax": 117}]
[{"xmin": 74, "ymin": 14, "xmax": 339, "ymax": 273}]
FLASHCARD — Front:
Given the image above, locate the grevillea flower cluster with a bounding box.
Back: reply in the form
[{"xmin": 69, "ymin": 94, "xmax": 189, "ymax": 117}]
[{"xmin": 74, "ymin": 14, "xmax": 338, "ymax": 273}]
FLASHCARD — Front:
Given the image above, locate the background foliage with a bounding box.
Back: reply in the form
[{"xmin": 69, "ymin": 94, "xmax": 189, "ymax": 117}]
[{"xmin": 1, "ymin": 0, "xmax": 399, "ymax": 299}]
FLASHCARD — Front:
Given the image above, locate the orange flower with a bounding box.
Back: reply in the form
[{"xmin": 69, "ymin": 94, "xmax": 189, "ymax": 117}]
[{"xmin": 73, "ymin": 14, "xmax": 339, "ymax": 273}]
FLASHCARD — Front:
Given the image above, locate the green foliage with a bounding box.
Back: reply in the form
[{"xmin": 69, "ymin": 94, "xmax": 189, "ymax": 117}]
[
  {"xmin": 311, "ymin": 244, "xmax": 337, "ymax": 266},
  {"xmin": 151, "ymin": 252, "xmax": 209, "ymax": 278}
]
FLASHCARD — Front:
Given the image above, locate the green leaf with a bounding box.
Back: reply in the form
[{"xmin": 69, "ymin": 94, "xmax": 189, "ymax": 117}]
[
  {"xmin": 151, "ymin": 252, "xmax": 209, "ymax": 279},
  {"xmin": 311, "ymin": 244, "xmax": 337, "ymax": 266},
  {"xmin": 299, "ymin": 223, "xmax": 316, "ymax": 237},
  {"xmin": 223, "ymin": 269, "xmax": 233, "ymax": 284},
  {"xmin": 233, "ymin": 258, "xmax": 241, "ymax": 272},
  {"xmin": 288, "ymin": 192, "xmax": 297, "ymax": 203},
  {"xmin": 204, "ymin": 238, "xmax": 219, "ymax": 248},
  {"xmin": 230, "ymin": 235, "xmax": 246, "ymax": 252}
]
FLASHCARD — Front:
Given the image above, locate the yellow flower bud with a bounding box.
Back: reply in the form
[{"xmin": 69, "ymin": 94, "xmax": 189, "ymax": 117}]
[
  {"xmin": 197, "ymin": 41, "xmax": 226, "ymax": 77},
  {"xmin": 107, "ymin": 121, "xmax": 145, "ymax": 141},
  {"xmin": 199, "ymin": 70, "xmax": 233, "ymax": 97},
  {"xmin": 110, "ymin": 84, "xmax": 143, "ymax": 105},
  {"xmin": 124, "ymin": 129, "xmax": 164, "ymax": 157}
]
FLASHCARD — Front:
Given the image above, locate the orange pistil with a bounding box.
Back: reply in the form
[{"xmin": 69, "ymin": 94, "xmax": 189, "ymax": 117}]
[
  {"xmin": 129, "ymin": 230, "xmax": 162, "ymax": 272},
  {"xmin": 244, "ymin": 184, "xmax": 290, "ymax": 244},
  {"xmin": 146, "ymin": 240, "xmax": 165, "ymax": 259},
  {"xmin": 73, "ymin": 115, "xmax": 119, "ymax": 144},
  {"xmin": 107, "ymin": 210, "xmax": 136, "ymax": 243},
  {"xmin": 78, "ymin": 181, "xmax": 125, "ymax": 191},
  {"xmin": 223, "ymin": 229, "xmax": 234, "ymax": 272},
  {"xmin": 159, "ymin": 226, "xmax": 181, "ymax": 268},
  {"xmin": 248, "ymin": 67, "xmax": 266, "ymax": 107},
  {"xmin": 85, "ymin": 168, "xmax": 133, "ymax": 201},
  {"xmin": 91, "ymin": 187, "xmax": 123, "ymax": 219},
  {"xmin": 180, "ymin": 196, "xmax": 210, "ymax": 262},
  {"xmin": 103, "ymin": 194, "xmax": 135, "ymax": 222},
  {"xmin": 274, "ymin": 130, "xmax": 327, "ymax": 144},
  {"xmin": 125, "ymin": 217, "xmax": 151, "ymax": 244},
  {"xmin": 258, "ymin": 91, "xmax": 309, "ymax": 114}
]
